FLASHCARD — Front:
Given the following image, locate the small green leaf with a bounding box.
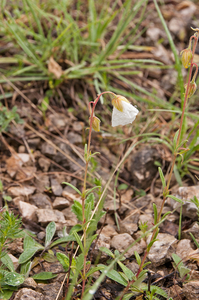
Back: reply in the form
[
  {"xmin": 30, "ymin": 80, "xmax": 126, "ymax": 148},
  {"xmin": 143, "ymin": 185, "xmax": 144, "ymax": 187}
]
[
  {"xmin": 173, "ymin": 129, "xmax": 179, "ymax": 150},
  {"xmin": 62, "ymin": 182, "xmax": 82, "ymax": 195},
  {"xmin": 45, "ymin": 221, "xmax": 56, "ymax": 248},
  {"xmin": 50, "ymin": 235, "xmax": 76, "ymax": 248},
  {"xmin": 190, "ymin": 233, "xmax": 199, "ymax": 248},
  {"xmin": 20, "ymin": 260, "xmax": 32, "ymax": 278},
  {"xmin": 118, "ymin": 261, "xmax": 134, "ymax": 281},
  {"xmin": 98, "ymin": 265, "xmax": 128, "ymax": 286},
  {"xmin": 56, "ymin": 253, "xmax": 70, "ymax": 271},
  {"xmin": 134, "ymin": 251, "xmax": 141, "ymax": 266},
  {"xmin": 1, "ymin": 254, "xmax": 15, "ymax": 272},
  {"xmin": 71, "ymin": 200, "xmax": 83, "ymax": 221},
  {"xmin": 158, "ymin": 167, "xmax": 166, "ymax": 189},
  {"xmin": 0, "ymin": 290, "xmax": 15, "ymax": 300},
  {"xmin": 99, "ymin": 247, "xmax": 114, "ymax": 258},
  {"xmin": 153, "ymin": 203, "xmax": 158, "ymax": 224},
  {"xmin": 19, "ymin": 247, "xmax": 42, "ymax": 264},
  {"xmin": 73, "ymin": 231, "xmax": 84, "ymax": 253},
  {"xmin": 167, "ymin": 195, "xmax": 183, "ymax": 204},
  {"xmin": 4, "ymin": 272, "xmax": 24, "ymax": 286},
  {"xmin": 32, "ymin": 272, "xmax": 57, "ymax": 280}
]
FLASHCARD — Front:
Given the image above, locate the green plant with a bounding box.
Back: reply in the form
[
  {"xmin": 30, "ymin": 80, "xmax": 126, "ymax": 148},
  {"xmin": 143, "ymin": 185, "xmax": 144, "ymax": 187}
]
[
  {"xmin": 172, "ymin": 253, "xmax": 190, "ymax": 281},
  {"xmin": 0, "ymin": 209, "xmax": 24, "ymax": 299},
  {"xmin": 0, "ymin": 104, "xmax": 23, "ymax": 132}
]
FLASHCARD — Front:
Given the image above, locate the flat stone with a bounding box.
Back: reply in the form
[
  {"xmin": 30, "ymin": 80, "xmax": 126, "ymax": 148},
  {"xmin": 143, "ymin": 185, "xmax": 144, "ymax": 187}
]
[
  {"xmin": 50, "ymin": 178, "xmax": 63, "ymax": 196},
  {"xmin": 36, "ymin": 209, "xmax": 65, "ymax": 225},
  {"xmin": 176, "ymin": 239, "xmax": 194, "ymax": 259},
  {"xmin": 62, "ymin": 207, "xmax": 78, "ymax": 227},
  {"xmin": 41, "ymin": 142, "xmax": 57, "ymax": 157},
  {"xmin": 170, "ymin": 186, "xmax": 199, "ymax": 218},
  {"xmin": 13, "ymin": 288, "xmax": 43, "ymax": 300},
  {"xmin": 182, "ymin": 222, "xmax": 199, "ymax": 240},
  {"xmin": 8, "ymin": 186, "xmax": 36, "ymax": 197},
  {"xmin": 99, "ymin": 225, "xmax": 117, "ymax": 239},
  {"xmin": 183, "ymin": 281, "xmax": 199, "ymax": 300},
  {"xmin": 111, "ymin": 233, "xmax": 145, "ymax": 258},
  {"xmin": 147, "ymin": 233, "xmax": 177, "ymax": 267},
  {"xmin": 16, "ymin": 167, "xmax": 37, "ymax": 181},
  {"xmin": 52, "ymin": 197, "xmax": 70, "ymax": 209},
  {"xmin": 35, "ymin": 174, "xmax": 50, "ymax": 193},
  {"xmin": 22, "ymin": 278, "xmax": 37, "ymax": 289},
  {"xmin": 37, "ymin": 282, "xmax": 63, "ymax": 300},
  {"xmin": 120, "ymin": 212, "xmax": 139, "ymax": 235},
  {"xmin": 30, "ymin": 193, "xmax": 52, "ymax": 209},
  {"xmin": 18, "ymin": 201, "xmax": 37, "ymax": 222}
]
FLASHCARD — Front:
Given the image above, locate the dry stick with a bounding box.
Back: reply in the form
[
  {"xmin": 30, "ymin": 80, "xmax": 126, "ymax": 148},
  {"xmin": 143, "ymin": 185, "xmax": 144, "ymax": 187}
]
[{"xmin": 118, "ymin": 31, "xmax": 199, "ymax": 300}]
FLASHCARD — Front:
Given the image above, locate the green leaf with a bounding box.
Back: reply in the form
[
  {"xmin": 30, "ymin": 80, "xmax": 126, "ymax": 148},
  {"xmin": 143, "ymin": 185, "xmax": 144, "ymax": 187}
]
[
  {"xmin": 118, "ymin": 261, "xmax": 134, "ymax": 281},
  {"xmin": 71, "ymin": 200, "xmax": 83, "ymax": 222},
  {"xmin": 42, "ymin": 252, "xmax": 58, "ymax": 263},
  {"xmin": 56, "ymin": 252, "xmax": 70, "ymax": 271},
  {"xmin": 4, "ymin": 272, "xmax": 24, "ymax": 286},
  {"xmin": 50, "ymin": 235, "xmax": 76, "ymax": 248},
  {"xmin": 19, "ymin": 247, "xmax": 41, "ymax": 264},
  {"xmin": 173, "ymin": 129, "xmax": 179, "ymax": 151},
  {"xmin": 158, "ymin": 167, "xmax": 166, "ymax": 188},
  {"xmin": 1, "ymin": 254, "xmax": 15, "ymax": 272},
  {"xmin": 134, "ymin": 251, "xmax": 141, "ymax": 266},
  {"xmin": 45, "ymin": 221, "xmax": 56, "ymax": 248},
  {"xmin": 98, "ymin": 265, "xmax": 128, "ymax": 286},
  {"xmin": 153, "ymin": 203, "xmax": 158, "ymax": 224},
  {"xmin": 0, "ymin": 290, "xmax": 15, "ymax": 300},
  {"xmin": 62, "ymin": 182, "xmax": 82, "ymax": 195},
  {"xmin": 99, "ymin": 247, "xmax": 114, "ymax": 258},
  {"xmin": 20, "ymin": 260, "xmax": 32, "ymax": 278},
  {"xmin": 167, "ymin": 195, "xmax": 183, "ymax": 204},
  {"xmin": 32, "ymin": 272, "xmax": 57, "ymax": 280},
  {"xmin": 179, "ymin": 266, "xmax": 190, "ymax": 279},
  {"xmin": 73, "ymin": 231, "xmax": 84, "ymax": 253}
]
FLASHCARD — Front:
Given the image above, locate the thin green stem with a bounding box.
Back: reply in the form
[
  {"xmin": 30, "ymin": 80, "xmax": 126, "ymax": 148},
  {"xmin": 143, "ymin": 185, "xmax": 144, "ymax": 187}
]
[{"xmin": 134, "ymin": 30, "xmax": 199, "ymax": 285}]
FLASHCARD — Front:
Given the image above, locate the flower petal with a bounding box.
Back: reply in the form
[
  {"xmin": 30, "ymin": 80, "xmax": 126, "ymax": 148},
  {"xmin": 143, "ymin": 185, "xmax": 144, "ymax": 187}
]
[{"xmin": 112, "ymin": 101, "xmax": 139, "ymax": 127}]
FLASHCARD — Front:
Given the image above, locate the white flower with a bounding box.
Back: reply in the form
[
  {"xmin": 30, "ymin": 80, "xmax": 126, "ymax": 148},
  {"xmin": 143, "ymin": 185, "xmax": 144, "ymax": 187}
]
[{"xmin": 111, "ymin": 96, "xmax": 139, "ymax": 127}]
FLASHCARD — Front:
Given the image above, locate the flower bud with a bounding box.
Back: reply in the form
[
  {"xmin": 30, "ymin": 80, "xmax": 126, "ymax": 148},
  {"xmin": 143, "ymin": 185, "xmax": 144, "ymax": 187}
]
[
  {"xmin": 180, "ymin": 48, "xmax": 193, "ymax": 68},
  {"xmin": 184, "ymin": 81, "xmax": 197, "ymax": 98},
  {"xmin": 112, "ymin": 95, "xmax": 130, "ymax": 112},
  {"xmin": 90, "ymin": 116, "xmax": 100, "ymax": 132}
]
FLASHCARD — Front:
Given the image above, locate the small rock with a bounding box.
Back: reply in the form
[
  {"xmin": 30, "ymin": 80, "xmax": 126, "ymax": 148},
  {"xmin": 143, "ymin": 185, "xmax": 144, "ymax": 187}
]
[
  {"xmin": 41, "ymin": 142, "xmax": 57, "ymax": 157},
  {"xmin": 36, "ymin": 209, "xmax": 65, "ymax": 225},
  {"xmin": 170, "ymin": 186, "xmax": 199, "ymax": 218},
  {"xmin": 121, "ymin": 189, "xmax": 134, "ymax": 204},
  {"xmin": 67, "ymin": 132, "xmax": 82, "ymax": 144},
  {"xmin": 30, "ymin": 193, "xmax": 52, "ymax": 209},
  {"xmin": 50, "ymin": 178, "xmax": 63, "ymax": 196},
  {"xmin": 27, "ymin": 138, "xmax": 41, "ymax": 149},
  {"xmin": 8, "ymin": 186, "xmax": 36, "ymax": 197},
  {"xmin": 38, "ymin": 157, "xmax": 51, "ymax": 172},
  {"xmin": 182, "ymin": 222, "xmax": 199, "ymax": 240},
  {"xmin": 48, "ymin": 113, "xmax": 69, "ymax": 129},
  {"xmin": 35, "ymin": 174, "xmax": 50, "ymax": 193},
  {"xmin": 131, "ymin": 146, "xmax": 162, "ymax": 189},
  {"xmin": 146, "ymin": 27, "xmax": 162, "ymax": 42},
  {"xmin": 37, "ymin": 282, "xmax": 63, "ymax": 300},
  {"xmin": 120, "ymin": 212, "xmax": 139, "ymax": 235},
  {"xmin": 176, "ymin": 239, "xmax": 194, "ymax": 259},
  {"xmin": 8, "ymin": 254, "xmax": 19, "ymax": 270},
  {"xmin": 111, "ymin": 233, "xmax": 145, "ymax": 258},
  {"xmin": 53, "ymin": 197, "xmax": 70, "ymax": 209},
  {"xmin": 17, "ymin": 153, "xmax": 30, "ymax": 164},
  {"xmin": 7, "ymin": 238, "xmax": 23, "ymax": 255},
  {"xmin": 126, "ymin": 261, "xmax": 139, "ymax": 274},
  {"xmin": 18, "ymin": 201, "xmax": 38, "ymax": 222},
  {"xmin": 133, "ymin": 194, "xmax": 153, "ymax": 209},
  {"xmin": 98, "ymin": 225, "xmax": 117, "ymax": 239},
  {"xmin": 13, "ymin": 288, "xmax": 43, "ymax": 300},
  {"xmin": 22, "ymin": 278, "xmax": 37, "ymax": 289},
  {"xmin": 18, "ymin": 145, "xmax": 26, "ymax": 153},
  {"xmin": 62, "ymin": 207, "xmax": 78, "ymax": 227},
  {"xmin": 183, "ymin": 281, "xmax": 199, "ymax": 300},
  {"xmin": 16, "ymin": 166, "xmax": 37, "ymax": 181},
  {"xmin": 37, "ymin": 231, "xmax": 46, "ymax": 240},
  {"xmin": 147, "ymin": 233, "xmax": 177, "ymax": 267}
]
